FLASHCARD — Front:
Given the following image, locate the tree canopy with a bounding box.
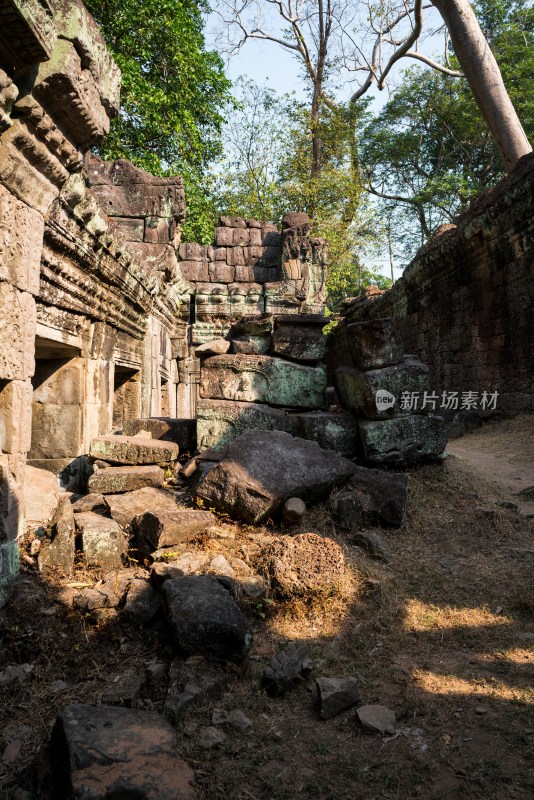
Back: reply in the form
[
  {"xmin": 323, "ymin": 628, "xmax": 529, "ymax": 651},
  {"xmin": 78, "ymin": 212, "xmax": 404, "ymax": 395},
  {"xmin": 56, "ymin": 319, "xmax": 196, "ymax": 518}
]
[
  {"xmin": 85, "ymin": 0, "xmax": 232, "ymax": 241},
  {"xmin": 360, "ymin": 0, "xmax": 534, "ymax": 258}
]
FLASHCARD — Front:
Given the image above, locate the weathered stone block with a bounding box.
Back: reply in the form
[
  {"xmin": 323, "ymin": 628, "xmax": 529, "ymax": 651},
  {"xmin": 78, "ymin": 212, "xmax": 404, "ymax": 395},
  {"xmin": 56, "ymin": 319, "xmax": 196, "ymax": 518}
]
[
  {"xmin": 0, "ymin": 379, "xmax": 32, "ymax": 454},
  {"xmin": 88, "ymin": 465, "xmax": 164, "ymax": 495},
  {"xmin": 0, "ymin": 453, "xmax": 24, "ymax": 541},
  {"xmin": 199, "ymin": 354, "xmax": 326, "ymax": 409},
  {"xmin": 89, "ymin": 435, "xmax": 179, "ymax": 465},
  {"xmin": 133, "ymin": 509, "xmax": 215, "ymax": 553},
  {"xmin": 113, "ymin": 217, "xmax": 144, "ymax": 241},
  {"xmin": 23, "ymin": 464, "xmax": 59, "ymax": 526},
  {"xmin": 234, "ymin": 265, "xmax": 255, "ymax": 281},
  {"xmin": 38, "ymin": 496, "xmax": 75, "ymax": 577},
  {"xmin": 163, "ymin": 575, "xmax": 252, "ymax": 660},
  {"xmin": 105, "ymin": 486, "xmax": 179, "ymax": 528},
  {"xmin": 195, "ymin": 430, "xmax": 357, "ymax": 524},
  {"xmin": 144, "ymin": 216, "xmax": 174, "ymax": 243},
  {"xmin": 0, "ymin": 0, "xmax": 57, "ymax": 72},
  {"xmin": 346, "ymin": 318, "xmax": 404, "ymax": 370},
  {"xmin": 0, "ymin": 284, "xmax": 35, "ymax": 381},
  {"xmin": 178, "ymin": 242, "xmax": 206, "ymax": 261},
  {"xmin": 272, "ymin": 314, "xmax": 327, "ymax": 362},
  {"xmin": 178, "ymin": 259, "xmax": 209, "ymax": 282},
  {"xmin": 259, "ymin": 533, "xmax": 345, "ymax": 598},
  {"xmin": 122, "ymin": 418, "xmax": 196, "ymax": 453},
  {"xmin": 197, "ymin": 398, "xmax": 286, "ymax": 451},
  {"xmin": 231, "ymin": 336, "xmax": 271, "ymax": 355},
  {"xmin": 30, "ymin": 403, "xmax": 82, "ymax": 459},
  {"xmin": 50, "ymin": 704, "xmax": 197, "ymax": 800},
  {"xmin": 219, "ymin": 215, "xmax": 246, "ymax": 228},
  {"xmin": 227, "ymin": 247, "xmax": 246, "ymax": 267},
  {"xmin": 334, "ymin": 358, "xmax": 429, "ymax": 420},
  {"xmin": 232, "ymin": 228, "xmax": 250, "ymax": 246},
  {"xmin": 214, "ymin": 227, "xmax": 234, "ymax": 246},
  {"xmin": 316, "ymin": 676, "xmax": 360, "ymax": 720},
  {"xmin": 208, "ymin": 262, "xmax": 235, "ymax": 283},
  {"xmin": 287, "ymin": 411, "xmax": 359, "ymax": 458},
  {"xmin": 0, "ymin": 184, "xmax": 43, "ymax": 295},
  {"xmin": 359, "ymin": 414, "xmax": 447, "ymax": 464},
  {"xmin": 75, "ymin": 512, "xmax": 127, "ymax": 569},
  {"xmin": 33, "ymin": 40, "xmax": 111, "ymax": 148}
]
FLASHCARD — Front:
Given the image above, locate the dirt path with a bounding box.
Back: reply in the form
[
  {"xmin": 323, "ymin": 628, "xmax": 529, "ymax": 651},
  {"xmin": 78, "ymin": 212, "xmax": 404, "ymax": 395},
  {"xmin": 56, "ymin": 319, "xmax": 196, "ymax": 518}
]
[{"xmin": 447, "ymin": 415, "xmax": 534, "ymax": 517}]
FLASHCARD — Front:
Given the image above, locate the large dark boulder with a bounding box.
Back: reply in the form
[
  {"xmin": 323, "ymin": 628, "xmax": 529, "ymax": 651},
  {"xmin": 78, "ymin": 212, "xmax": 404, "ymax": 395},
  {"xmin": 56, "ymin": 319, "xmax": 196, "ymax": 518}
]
[
  {"xmin": 163, "ymin": 575, "xmax": 252, "ymax": 661},
  {"xmin": 330, "ymin": 467, "xmax": 408, "ymax": 528},
  {"xmin": 195, "ymin": 430, "xmax": 357, "ymax": 525}
]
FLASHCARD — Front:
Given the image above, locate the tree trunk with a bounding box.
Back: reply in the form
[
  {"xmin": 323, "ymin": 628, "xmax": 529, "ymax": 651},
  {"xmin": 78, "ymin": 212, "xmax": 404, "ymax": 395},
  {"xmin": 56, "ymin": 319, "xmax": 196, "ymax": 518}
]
[{"xmin": 432, "ymin": 0, "xmax": 531, "ymax": 172}]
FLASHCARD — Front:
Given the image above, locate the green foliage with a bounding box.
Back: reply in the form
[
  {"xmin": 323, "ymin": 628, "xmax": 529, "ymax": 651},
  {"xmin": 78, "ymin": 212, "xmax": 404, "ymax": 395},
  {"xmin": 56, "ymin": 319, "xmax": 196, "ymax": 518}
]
[
  {"xmin": 360, "ymin": 0, "xmax": 534, "ymax": 259},
  {"xmin": 85, "ymin": 0, "xmax": 232, "ymax": 241},
  {"xmin": 215, "ymin": 80, "xmax": 385, "ymax": 311}
]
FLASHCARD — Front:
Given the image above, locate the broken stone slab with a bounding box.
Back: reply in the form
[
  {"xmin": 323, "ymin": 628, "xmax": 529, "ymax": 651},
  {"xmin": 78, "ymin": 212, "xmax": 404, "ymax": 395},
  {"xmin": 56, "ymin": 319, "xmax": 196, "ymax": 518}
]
[
  {"xmin": 37, "ymin": 496, "xmax": 75, "ymax": 577},
  {"xmin": 334, "ymin": 358, "xmax": 429, "ymax": 420},
  {"xmin": 151, "ymin": 553, "xmax": 210, "ymax": 588},
  {"xmin": 330, "ymin": 467, "xmax": 408, "ymax": 528},
  {"xmin": 356, "ymin": 704, "xmax": 396, "ymax": 735},
  {"xmin": 286, "ymin": 411, "xmax": 360, "ymax": 458},
  {"xmin": 195, "ymin": 339, "xmax": 230, "ymax": 357},
  {"xmin": 121, "ymin": 578, "xmax": 162, "ymax": 624},
  {"xmin": 231, "ymin": 335, "xmax": 271, "ymax": 355},
  {"xmin": 87, "ymin": 465, "xmax": 164, "ymax": 494},
  {"xmin": 271, "ymin": 314, "xmax": 327, "ymax": 362},
  {"xmin": 75, "ymin": 512, "xmax": 127, "ymax": 570},
  {"xmin": 89, "ymin": 435, "xmax": 179, "ymax": 465},
  {"xmin": 164, "ymin": 657, "xmax": 227, "ymax": 724},
  {"xmin": 199, "ymin": 354, "xmax": 326, "ymax": 409},
  {"xmin": 359, "ymin": 415, "xmax": 447, "ymax": 465},
  {"xmin": 346, "ymin": 319, "xmax": 404, "ymax": 370},
  {"xmin": 195, "ymin": 430, "xmax": 356, "ymax": 525},
  {"xmin": 258, "ymin": 533, "xmax": 345, "ymax": 598},
  {"xmin": 316, "ymin": 677, "xmax": 361, "ymax": 720},
  {"xmin": 122, "ymin": 418, "xmax": 197, "ymax": 454},
  {"xmin": 105, "ymin": 487, "xmax": 179, "ymax": 528},
  {"xmin": 49, "ymin": 704, "xmax": 197, "ymax": 799},
  {"xmin": 199, "ymin": 727, "xmax": 226, "ymax": 749},
  {"xmin": 73, "ymin": 572, "xmax": 131, "ymax": 612},
  {"xmin": 23, "ymin": 465, "xmax": 59, "ymax": 527},
  {"xmin": 262, "ymin": 642, "xmax": 313, "ymax": 696},
  {"xmin": 163, "ymin": 575, "xmax": 253, "ymax": 661},
  {"xmin": 71, "ymin": 493, "xmax": 107, "ymax": 513},
  {"xmin": 132, "ymin": 509, "xmax": 215, "ymax": 554},
  {"xmin": 197, "ymin": 398, "xmax": 286, "ymax": 452}
]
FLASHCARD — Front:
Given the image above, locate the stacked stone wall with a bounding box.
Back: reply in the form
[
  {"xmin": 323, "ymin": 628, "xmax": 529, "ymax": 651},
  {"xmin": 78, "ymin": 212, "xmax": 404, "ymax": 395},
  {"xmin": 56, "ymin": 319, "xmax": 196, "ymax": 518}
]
[{"xmin": 330, "ymin": 154, "xmax": 534, "ymax": 418}]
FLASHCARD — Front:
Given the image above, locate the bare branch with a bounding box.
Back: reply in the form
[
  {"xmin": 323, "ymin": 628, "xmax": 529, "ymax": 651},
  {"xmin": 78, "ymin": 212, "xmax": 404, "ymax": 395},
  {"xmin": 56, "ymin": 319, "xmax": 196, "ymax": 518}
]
[
  {"xmin": 378, "ymin": 0, "xmax": 424, "ymax": 90},
  {"xmin": 403, "ymin": 50, "xmax": 463, "ymax": 76}
]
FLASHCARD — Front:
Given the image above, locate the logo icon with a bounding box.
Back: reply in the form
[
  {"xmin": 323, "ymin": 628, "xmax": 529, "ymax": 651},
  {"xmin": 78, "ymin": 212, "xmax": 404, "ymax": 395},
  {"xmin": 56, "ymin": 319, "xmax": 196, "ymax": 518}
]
[{"xmin": 375, "ymin": 389, "xmax": 396, "ymax": 412}]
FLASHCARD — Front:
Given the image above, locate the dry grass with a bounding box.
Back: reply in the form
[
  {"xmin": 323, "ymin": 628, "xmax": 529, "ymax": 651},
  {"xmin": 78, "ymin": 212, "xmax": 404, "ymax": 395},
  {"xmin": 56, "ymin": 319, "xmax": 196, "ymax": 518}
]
[{"xmin": 1, "ymin": 444, "xmax": 533, "ymax": 799}]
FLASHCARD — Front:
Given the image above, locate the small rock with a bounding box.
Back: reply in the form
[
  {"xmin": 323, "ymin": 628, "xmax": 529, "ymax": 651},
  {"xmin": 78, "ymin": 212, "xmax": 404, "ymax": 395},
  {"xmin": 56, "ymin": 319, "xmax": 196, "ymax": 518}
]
[
  {"xmin": 164, "ymin": 659, "xmax": 227, "ymax": 724},
  {"xmin": 150, "ymin": 553, "xmax": 209, "ymax": 588},
  {"xmin": 262, "ymin": 642, "xmax": 313, "ymax": 696},
  {"xmin": 350, "ymin": 531, "xmax": 390, "ymax": 562},
  {"xmin": 47, "ymin": 680, "xmax": 69, "ymax": 695},
  {"xmin": 316, "ymin": 676, "xmax": 360, "ymax": 720},
  {"xmin": 2, "ymin": 738, "xmax": 23, "ymax": 764},
  {"xmin": 199, "ymin": 726, "xmax": 226, "ymax": 749},
  {"xmin": 209, "ymin": 554, "xmax": 236, "ymax": 578},
  {"xmin": 102, "ymin": 668, "xmax": 145, "ymax": 704},
  {"xmin": 195, "ymin": 339, "xmax": 231, "ymax": 357},
  {"xmin": 282, "ymin": 497, "xmax": 306, "ymax": 526},
  {"xmin": 71, "ymin": 492, "xmax": 107, "ymax": 513},
  {"xmin": 357, "ymin": 704, "xmax": 396, "ymax": 735},
  {"xmin": 239, "ymin": 576, "xmax": 266, "ymax": 599},
  {"xmin": 475, "ymin": 706, "xmax": 488, "ymax": 715},
  {"xmin": 226, "ymin": 710, "xmax": 252, "ymax": 732},
  {"xmin": 0, "ymin": 664, "xmax": 33, "ymax": 687},
  {"xmin": 211, "ymin": 708, "xmax": 228, "ymax": 725}
]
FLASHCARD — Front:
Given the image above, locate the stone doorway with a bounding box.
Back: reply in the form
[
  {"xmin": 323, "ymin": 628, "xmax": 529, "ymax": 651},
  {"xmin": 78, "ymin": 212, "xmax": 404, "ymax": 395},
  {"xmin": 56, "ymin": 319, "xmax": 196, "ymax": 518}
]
[{"xmin": 113, "ymin": 366, "xmax": 141, "ymax": 430}]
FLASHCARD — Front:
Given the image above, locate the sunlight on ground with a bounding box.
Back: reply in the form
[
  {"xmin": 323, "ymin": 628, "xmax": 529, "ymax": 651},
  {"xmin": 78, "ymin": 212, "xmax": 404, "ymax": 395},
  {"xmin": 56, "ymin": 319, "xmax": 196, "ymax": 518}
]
[
  {"xmin": 413, "ymin": 669, "xmax": 534, "ymax": 705},
  {"xmin": 403, "ymin": 599, "xmax": 512, "ymax": 632}
]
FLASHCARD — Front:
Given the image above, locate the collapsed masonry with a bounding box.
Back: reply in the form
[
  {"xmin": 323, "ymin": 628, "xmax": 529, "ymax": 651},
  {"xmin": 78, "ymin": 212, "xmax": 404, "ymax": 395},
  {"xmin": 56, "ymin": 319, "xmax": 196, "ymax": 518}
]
[{"xmin": 0, "ymin": 0, "xmax": 447, "ymax": 601}]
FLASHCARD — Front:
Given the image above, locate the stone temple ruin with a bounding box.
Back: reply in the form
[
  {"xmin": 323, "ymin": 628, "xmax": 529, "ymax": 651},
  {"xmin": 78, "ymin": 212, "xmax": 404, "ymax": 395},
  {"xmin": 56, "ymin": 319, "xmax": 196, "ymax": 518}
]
[
  {"xmin": 0, "ymin": 0, "xmax": 451, "ymax": 606},
  {"xmin": 2, "ymin": 2, "xmax": 533, "ymax": 796}
]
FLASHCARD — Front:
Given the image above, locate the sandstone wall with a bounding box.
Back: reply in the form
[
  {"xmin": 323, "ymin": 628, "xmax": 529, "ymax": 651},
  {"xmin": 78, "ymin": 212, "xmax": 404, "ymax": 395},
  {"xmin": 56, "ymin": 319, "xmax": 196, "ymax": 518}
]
[{"xmin": 330, "ymin": 154, "xmax": 534, "ymax": 419}]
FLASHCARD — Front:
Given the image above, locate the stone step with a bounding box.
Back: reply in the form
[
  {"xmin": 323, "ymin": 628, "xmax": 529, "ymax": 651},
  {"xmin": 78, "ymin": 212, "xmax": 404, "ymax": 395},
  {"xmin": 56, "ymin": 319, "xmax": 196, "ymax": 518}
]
[
  {"xmin": 122, "ymin": 417, "xmax": 196, "ymax": 453},
  {"xmin": 89, "ymin": 434, "xmax": 179, "ymax": 465}
]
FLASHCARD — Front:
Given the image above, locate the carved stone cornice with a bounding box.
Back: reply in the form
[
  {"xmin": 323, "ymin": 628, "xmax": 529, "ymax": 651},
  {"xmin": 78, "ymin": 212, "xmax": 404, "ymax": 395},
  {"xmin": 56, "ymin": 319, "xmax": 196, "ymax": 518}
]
[{"xmin": 0, "ymin": 0, "xmax": 57, "ymax": 74}]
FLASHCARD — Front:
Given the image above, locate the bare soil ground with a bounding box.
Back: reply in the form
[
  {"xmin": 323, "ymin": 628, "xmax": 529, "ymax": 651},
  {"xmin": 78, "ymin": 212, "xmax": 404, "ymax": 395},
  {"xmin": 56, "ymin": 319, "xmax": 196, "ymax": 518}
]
[{"xmin": 0, "ymin": 416, "xmax": 533, "ymax": 800}]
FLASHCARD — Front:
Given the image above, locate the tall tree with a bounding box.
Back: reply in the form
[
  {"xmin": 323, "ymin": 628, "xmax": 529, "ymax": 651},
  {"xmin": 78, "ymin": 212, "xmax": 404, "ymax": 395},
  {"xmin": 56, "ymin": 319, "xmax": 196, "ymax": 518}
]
[
  {"xmin": 361, "ymin": 0, "xmax": 534, "ymax": 256},
  {"xmin": 352, "ymin": 0, "xmax": 532, "ymax": 172},
  {"xmin": 85, "ymin": 0, "xmax": 232, "ymax": 241}
]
